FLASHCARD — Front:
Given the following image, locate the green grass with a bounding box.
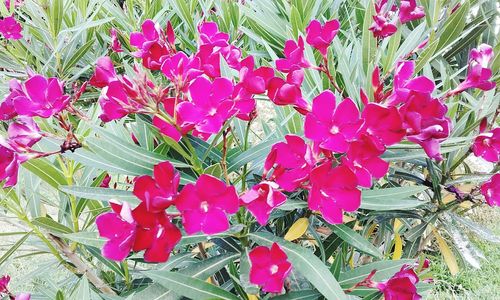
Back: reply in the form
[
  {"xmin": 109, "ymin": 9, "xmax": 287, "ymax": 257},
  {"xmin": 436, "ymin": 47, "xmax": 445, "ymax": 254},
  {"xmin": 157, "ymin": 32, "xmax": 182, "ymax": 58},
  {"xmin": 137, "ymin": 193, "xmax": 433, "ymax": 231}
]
[{"xmin": 427, "ymin": 207, "xmax": 500, "ymax": 299}]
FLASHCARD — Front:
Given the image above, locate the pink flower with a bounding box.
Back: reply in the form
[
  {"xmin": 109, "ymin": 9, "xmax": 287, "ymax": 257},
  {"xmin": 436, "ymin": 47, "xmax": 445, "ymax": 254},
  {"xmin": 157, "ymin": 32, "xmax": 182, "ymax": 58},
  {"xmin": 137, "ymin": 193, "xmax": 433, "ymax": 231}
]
[
  {"xmin": 198, "ymin": 22, "xmax": 229, "ymax": 47},
  {"xmin": 304, "ymin": 90, "xmax": 362, "ymax": 153},
  {"xmin": 96, "ymin": 201, "xmax": 137, "ymax": 261},
  {"xmin": 110, "ymin": 28, "xmax": 123, "ymax": 52},
  {"xmin": 161, "ymin": 52, "xmax": 203, "ymax": 92},
  {"xmin": 399, "ymin": 0, "xmax": 425, "ymax": 24},
  {"xmin": 0, "ymin": 143, "xmax": 28, "ymax": 187},
  {"xmin": 177, "ymin": 77, "xmax": 234, "ymax": 137},
  {"xmin": 0, "ymin": 275, "xmax": 10, "ymax": 293},
  {"xmin": 176, "ymin": 174, "xmax": 239, "ymax": 235},
  {"xmin": 98, "ymin": 79, "xmax": 144, "ymax": 122},
  {"xmin": 152, "ymin": 115, "xmax": 183, "ymax": 142},
  {"xmin": 133, "ymin": 161, "xmax": 180, "ymax": 213},
  {"xmin": 0, "ymin": 16, "xmax": 22, "ymax": 40},
  {"xmin": 89, "ymin": 57, "xmax": 117, "ymax": 88},
  {"xmin": 389, "ymin": 61, "xmax": 434, "ymax": 106},
  {"xmin": 305, "ymin": 19, "xmax": 340, "ymax": 57},
  {"xmin": 231, "ymin": 85, "xmax": 257, "ymax": 121},
  {"xmin": 264, "ymin": 135, "xmax": 315, "ymax": 192},
  {"xmin": 267, "ymin": 69, "xmax": 310, "ymax": 114},
  {"xmin": 342, "ymin": 134, "xmax": 389, "ymax": 187},
  {"xmin": 472, "ymin": 128, "xmax": 500, "ymax": 162},
  {"xmin": 99, "ymin": 174, "xmax": 111, "ymax": 188},
  {"xmin": 249, "ymin": 243, "xmax": 292, "ymax": 293},
  {"xmin": 131, "ymin": 204, "xmax": 181, "ymax": 263},
  {"xmin": 399, "ymin": 92, "xmax": 451, "ymax": 161},
  {"xmin": 376, "ymin": 266, "xmax": 422, "ymax": 300},
  {"xmin": 369, "ymin": 15, "xmax": 397, "ymax": 39},
  {"xmin": 11, "ymin": 75, "xmax": 70, "ymax": 118},
  {"xmin": 481, "ymin": 174, "xmax": 500, "ymax": 207},
  {"xmin": 361, "ymin": 103, "xmax": 405, "ymax": 146},
  {"xmin": 0, "ymin": 80, "xmax": 22, "ymax": 120},
  {"xmin": 239, "ymin": 56, "xmax": 274, "ymax": 94},
  {"xmin": 130, "ymin": 19, "xmax": 170, "ymax": 70},
  {"xmin": 240, "ymin": 181, "xmax": 287, "ymax": 225},
  {"xmin": 275, "ymin": 37, "xmax": 311, "ymax": 72},
  {"xmin": 452, "ymin": 44, "xmax": 495, "ymax": 94},
  {"xmin": 7, "ymin": 116, "xmax": 42, "ymax": 150},
  {"xmin": 15, "ymin": 293, "xmax": 31, "ymax": 300},
  {"xmin": 308, "ymin": 162, "xmax": 361, "ymax": 224}
]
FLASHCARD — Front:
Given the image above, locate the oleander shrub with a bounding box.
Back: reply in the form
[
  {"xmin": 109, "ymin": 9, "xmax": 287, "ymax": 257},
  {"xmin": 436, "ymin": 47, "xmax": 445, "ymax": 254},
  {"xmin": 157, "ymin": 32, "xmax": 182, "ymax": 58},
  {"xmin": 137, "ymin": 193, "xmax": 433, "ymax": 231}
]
[{"xmin": 0, "ymin": 0, "xmax": 499, "ymax": 299}]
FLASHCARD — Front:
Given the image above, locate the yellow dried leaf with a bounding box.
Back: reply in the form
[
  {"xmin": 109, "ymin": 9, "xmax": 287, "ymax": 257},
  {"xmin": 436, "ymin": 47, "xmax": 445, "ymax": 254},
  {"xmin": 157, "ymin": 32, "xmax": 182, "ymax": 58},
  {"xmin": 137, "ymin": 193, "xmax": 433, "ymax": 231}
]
[
  {"xmin": 284, "ymin": 217, "xmax": 309, "ymax": 241},
  {"xmin": 392, "ymin": 233, "xmax": 403, "ymax": 260},
  {"xmin": 247, "ymin": 294, "xmax": 259, "ymax": 300},
  {"xmin": 393, "ymin": 219, "xmax": 402, "ymax": 233},
  {"xmin": 433, "ymin": 228, "xmax": 459, "ymax": 275},
  {"xmin": 343, "ymin": 215, "xmax": 356, "ymax": 223}
]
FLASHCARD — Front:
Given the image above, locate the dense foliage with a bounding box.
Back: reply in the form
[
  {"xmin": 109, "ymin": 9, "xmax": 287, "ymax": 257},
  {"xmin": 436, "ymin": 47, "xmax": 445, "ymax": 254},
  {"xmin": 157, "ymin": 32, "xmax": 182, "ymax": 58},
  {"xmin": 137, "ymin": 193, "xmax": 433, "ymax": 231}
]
[{"xmin": 0, "ymin": 0, "xmax": 498, "ymax": 299}]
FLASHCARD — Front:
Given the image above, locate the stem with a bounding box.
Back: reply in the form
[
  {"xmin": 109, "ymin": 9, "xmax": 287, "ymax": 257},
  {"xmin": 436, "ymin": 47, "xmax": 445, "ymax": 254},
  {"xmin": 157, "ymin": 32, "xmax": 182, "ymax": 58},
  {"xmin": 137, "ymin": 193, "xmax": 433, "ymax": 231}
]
[
  {"xmin": 49, "ymin": 234, "xmax": 117, "ymax": 295},
  {"xmin": 221, "ymin": 129, "xmax": 230, "ymax": 184},
  {"xmin": 241, "ymin": 120, "xmax": 252, "ymax": 192},
  {"xmin": 449, "ymin": 148, "xmax": 472, "ymax": 174},
  {"xmin": 321, "ymin": 57, "xmax": 344, "ymax": 95}
]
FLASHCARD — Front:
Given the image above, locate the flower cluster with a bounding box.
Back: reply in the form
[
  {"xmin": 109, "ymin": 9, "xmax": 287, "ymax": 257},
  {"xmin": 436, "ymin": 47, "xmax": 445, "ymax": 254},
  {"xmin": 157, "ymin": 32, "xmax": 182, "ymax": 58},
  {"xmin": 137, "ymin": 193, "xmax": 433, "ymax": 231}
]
[
  {"xmin": 369, "ymin": 0, "xmax": 425, "ymax": 39},
  {"xmin": 0, "ymin": 1, "xmax": 23, "ymax": 40},
  {"xmin": 0, "ymin": 74, "xmax": 77, "ymax": 186}
]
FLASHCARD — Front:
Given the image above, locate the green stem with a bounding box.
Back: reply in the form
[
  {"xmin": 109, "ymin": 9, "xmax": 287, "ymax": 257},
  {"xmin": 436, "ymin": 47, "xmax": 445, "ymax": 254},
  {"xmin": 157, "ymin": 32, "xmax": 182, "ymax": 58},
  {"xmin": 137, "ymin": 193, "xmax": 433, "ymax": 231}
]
[{"xmin": 241, "ymin": 120, "xmax": 253, "ymax": 192}]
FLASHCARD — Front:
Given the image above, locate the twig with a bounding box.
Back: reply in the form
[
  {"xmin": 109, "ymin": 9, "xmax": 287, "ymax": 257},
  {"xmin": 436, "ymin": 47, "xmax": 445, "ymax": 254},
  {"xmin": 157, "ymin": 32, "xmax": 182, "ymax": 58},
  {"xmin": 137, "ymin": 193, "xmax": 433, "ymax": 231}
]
[{"xmin": 48, "ymin": 234, "xmax": 116, "ymax": 295}]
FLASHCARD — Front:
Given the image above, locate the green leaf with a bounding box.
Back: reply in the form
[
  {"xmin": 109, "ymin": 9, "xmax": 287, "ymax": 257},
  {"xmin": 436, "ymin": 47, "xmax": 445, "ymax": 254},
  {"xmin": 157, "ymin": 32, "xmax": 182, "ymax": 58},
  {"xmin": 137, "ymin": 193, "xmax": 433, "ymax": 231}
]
[
  {"xmin": 62, "ymin": 39, "xmax": 94, "ymax": 73},
  {"xmin": 50, "ymin": 0, "xmax": 64, "ymax": 36},
  {"xmin": 271, "ymin": 290, "xmax": 321, "ymax": 300},
  {"xmin": 361, "ymin": 0, "xmax": 376, "ymax": 73},
  {"xmin": 144, "ymin": 271, "xmax": 239, "ymax": 300},
  {"xmin": 32, "ymin": 217, "xmax": 73, "ymax": 234},
  {"xmin": 338, "ymin": 260, "xmax": 414, "ymax": 287},
  {"xmin": 59, "ymin": 186, "xmax": 138, "ymax": 205},
  {"xmin": 0, "ymin": 232, "xmax": 31, "ymax": 266},
  {"xmin": 329, "ymin": 224, "xmax": 383, "ymax": 259},
  {"xmin": 451, "ymin": 214, "xmax": 500, "ymax": 244},
  {"xmin": 360, "ymin": 186, "xmax": 429, "ymax": 210},
  {"xmin": 63, "ymin": 232, "xmax": 105, "ymax": 248},
  {"xmin": 249, "ymin": 232, "xmax": 346, "ymax": 300},
  {"xmin": 436, "ymin": 2, "xmax": 470, "ymax": 52},
  {"xmin": 22, "ymin": 158, "xmax": 68, "ymax": 188}
]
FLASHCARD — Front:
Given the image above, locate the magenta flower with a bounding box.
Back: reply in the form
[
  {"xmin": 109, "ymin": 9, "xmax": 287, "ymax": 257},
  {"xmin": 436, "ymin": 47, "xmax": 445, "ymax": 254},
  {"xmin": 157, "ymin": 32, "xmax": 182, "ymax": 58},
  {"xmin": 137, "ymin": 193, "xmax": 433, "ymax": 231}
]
[
  {"xmin": 376, "ymin": 266, "xmax": 422, "ymax": 300},
  {"xmin": 369, "ymin": 15, "xmax": 397, "ymax": 39},
  {"xmin": 0, "ymin": 275, "xmax": 9, "ymax": 294},
  {"xmin": 161, "ymin": 52, "xmax": 203, "ymax": 92},
  {"xmin": 131, "ymin": 204, "xmax": 181, "ymax": 263},
  {"xmin": 0, "ymin": 144, "xmax": 26, "ymax": 187},
  {"xmin": 399, "ymin": 0, "xmax": 425, "ymax": 24},
  {"xmin": 481, "ymin": 174, "xmax": 500, "ymax": 207},
  {"xmin": 308, "ymin": 162, "xmax": 361, "ymax": 224},
  {"xmin": 0, "ymin": 79, "xmax": 25, "ymax": 120},
  {"xmin": 231, "ymin": 85, "xmax": 257, "ymax": 121},
  {"xmin": 399, "ymin": 92, "xmax": 451, "ymax": 161},
  {"xmin": 10, "ymin": 75, "xmax": 70, "ymax": 118},
  {"xmin": 0, "ymin": 16, "xmax": 22, "ymax": 40},
  {"xmin": 130, "ymin": 19, "xmax": 170, "ymax": 70},
  {"xmin": 361, "ymin": 103, "xmax": 405, "ymax": 146},
  {"xmin": 176, "ymin": 174, "xmax": 239, "ymax": 235},
  {"xmin": 89, "ymin": 56, "xmax": 117, "ymax": 88},
  {"xmin": 342, "ymin": 134, "xmax": 389, "ymax": 187},
  {"xmin": 305, "ymin": 90, "xmax": 362, "ymax": 153},
  {"xmin": 264, "ymin": 135, "xmax": 315, "ymax": 192},
  {"xmin": 305, "ymin": 19, "xmax": 340, "ymax": 57},
  {"xmin": 133, "ymin": 161, "xmax": 180, "ymax": 213},
  {"xmin": 249, "ymin": 243, "xmax": 292, "ymax": 293},
  {"xmin": 99, "ymin": 174, "xmax": 111, "ymax": 188},
  {"xmin": 7, "ymin": 117, "xmax": 42, "ymax": 150},
  {"xmin": 177, "ymin": 77, "xmax": 234, "ymax": 137},
  {"xmin": 452, "ymin": 44, "xmax": 495, "ymax": 94},
  {"xmin": 267, "ymin": 69, "xmax": 310, "ymax": 114},
  {"xmin": 98, "ymin": 79, "xmax": 144, "ymax": 122},
  {"xmin": 389, "ymin": 61, "xmax": 435, "ymax": 106},
  {"xmin": 110, "ymin": 28, "xmax": 123, "ymax": 53},
  {"xmin": 96, "ymin": 201, "xmax": 137, "ymax": 261},
  {"xmin": 240, "ymin": 181, "xmax": 287, "ymax": 225},
  {"xmin": 275, "ymin": 37, "xmax": 311, "ymax": 72},
  {"xmin": 152, "ymin": 115, "xmax": 183, "ymax": 142},
  {"xmin": 472, "ymin": 128, "xmax": 500, "ymax": 162},
  {"xmin": 198, "ymin": 22, "xmax": 229, "ymax": 47},
  {"xmin": 239, "ymin": 56, "xmax": 274, "ymax": 94}
]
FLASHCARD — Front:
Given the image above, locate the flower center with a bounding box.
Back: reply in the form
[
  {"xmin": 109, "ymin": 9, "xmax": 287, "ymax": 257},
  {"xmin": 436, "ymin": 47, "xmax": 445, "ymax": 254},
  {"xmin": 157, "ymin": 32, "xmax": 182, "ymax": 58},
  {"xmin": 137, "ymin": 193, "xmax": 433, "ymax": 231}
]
[
  {"xmin": 330, "ymin": 125, "xmax": 340, "ymax": 134},
  {"xmin": 156, "ymin": 227, "xmax": 164, "ymax": 238},
  {"xmin": 200, "ymin": 201, "xmax": 209, "ymax": 212},
  {"xmin": 208, "ymin": 108, "xmax": 217, "ymax": 116},
  {"xmin": 270, "ymin": 264, "xmax": 279, "ymax": 275}
]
